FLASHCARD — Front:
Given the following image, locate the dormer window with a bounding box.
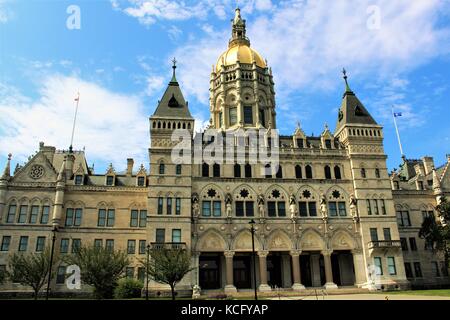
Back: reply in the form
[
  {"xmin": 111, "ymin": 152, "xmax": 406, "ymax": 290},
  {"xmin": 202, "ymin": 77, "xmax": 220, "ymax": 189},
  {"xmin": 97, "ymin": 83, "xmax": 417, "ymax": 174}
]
[
  {"xmin": 325, "ymin": 139, "xmax": 332, "ymax": 149},
  {"xmin": 74, "ymin": 175, "xmax": 83, "ymax": 185},
  {"xmin": 418, "ymin": 181, "xmax": 424, "ymax": 190},
  {"xmin": 297, "ymin": 139, "xmax": 304, "ymax": 148},
  {"xmin": 137, "ymin": 176, "xmax": 146, "ymax": 187},
  {"xmin": 106, "ymin": 176, "xmax": 114, "ymax": 186}
]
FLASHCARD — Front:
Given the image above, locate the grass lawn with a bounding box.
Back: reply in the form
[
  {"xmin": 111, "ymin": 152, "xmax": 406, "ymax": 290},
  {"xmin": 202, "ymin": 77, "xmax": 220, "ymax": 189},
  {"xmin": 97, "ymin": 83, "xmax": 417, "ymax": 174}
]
[{"xmin": 384, "ymin": 289, "xmax": 450, "ymax": 297}]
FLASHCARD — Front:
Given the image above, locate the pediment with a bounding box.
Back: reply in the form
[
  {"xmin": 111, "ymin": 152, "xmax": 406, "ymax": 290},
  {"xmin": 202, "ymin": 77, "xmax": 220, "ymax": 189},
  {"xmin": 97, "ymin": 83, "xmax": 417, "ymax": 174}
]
[{"xmin": 11, "ymin": 152, "xmax": 57, "ymax": 183}]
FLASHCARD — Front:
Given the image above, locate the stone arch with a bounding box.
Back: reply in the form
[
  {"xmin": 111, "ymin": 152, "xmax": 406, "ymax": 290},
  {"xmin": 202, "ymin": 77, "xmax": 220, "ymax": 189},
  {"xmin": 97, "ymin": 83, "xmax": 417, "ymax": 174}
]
[
  {"xmin": 232, "ymin": 229, "xmax": 262, "ymax": 251},
  {"xmin": 330, "ymin": 229, "xmax": 357, "ymax": 250},
  {"xmin": 297, "ymin": 185, "xmax": 319, "ymax": 201},
  {"xmin": 200, "ymin": 184, "xmax": 225, "ymax": 201},
  {"xmin": 265, "ymin": 229, "xmax": 293, "ymax": 251},
  {"xmin": 232, "ymin": 184, "xmax": 257, "ymax": 201},
  {"xmin": 325, "ymin": 185, "xmax": 348, "ymax": 201},
  {"xmin": 265, "ymin": 184, "xmax": 289, "ymax": 201},
  {"xmin": 196, "ymin": 229, "xmax": 228, "ymax": 252},
  {"xmin": 30, "ymin": 197, "xmax": 41, "ymax": 206},
  {"xmin": 298, "ymin": 228, "xmax": 326, "ymax": 251}
]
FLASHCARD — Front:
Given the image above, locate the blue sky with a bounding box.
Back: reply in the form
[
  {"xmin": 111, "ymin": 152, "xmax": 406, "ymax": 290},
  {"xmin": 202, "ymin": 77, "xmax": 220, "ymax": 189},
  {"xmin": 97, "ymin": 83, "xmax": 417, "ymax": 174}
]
[{"xmin": 0, "ymin": 0, "xmax": 449, "ymax": 174}]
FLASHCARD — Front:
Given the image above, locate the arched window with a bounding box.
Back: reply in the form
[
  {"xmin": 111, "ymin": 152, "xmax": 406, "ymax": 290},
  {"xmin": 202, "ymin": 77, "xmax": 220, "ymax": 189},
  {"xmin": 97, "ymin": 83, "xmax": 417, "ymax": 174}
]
[
  {"xmin": 375, "ymin": 168, "xmax": 381, "ymax": 179},
  {"xmin": 213, "ymin": 163, "xmax": 220, "ymax": 177},
  {"xmin": 276, "ymin": 165, "xmax": 283, "ymax": 178},
  {"xmin": 202, "ymin": 163, "xmax": 209, "ymax": 177},
  {"xmin": 265, "ymin": 164, "xmax": 272, "ymax": 179},
  {"xmin": 295, "ymin": 165, "xmax": 302, "ymax": 179},
  {"xmin": 305, "ymin": 165, "xmax": 313, "ymax": 179},
  {"xmin": 334, "ymin": 166, "xmax": 342, "ymax": 180},
  {"xmin": 245, "ymin": 164, "xmax": 252, "ymax": 178},
  {"xmin": 324, "ymin": 166, "xmax": 332, "ymax": 179},
  {"xmin": 234, "ymin": 164, "xmax": 241, "ymax": 178},
  {"xmin": 159, "ymin": 163, "xmax": 165, "ymax": 175},
  {"xmin": 361, "ymin": 168, "xmax": 366, "ymax": 179},
  {"xmin": 176, "ymin": 164, "xmax": 182, "ymax": 175}
]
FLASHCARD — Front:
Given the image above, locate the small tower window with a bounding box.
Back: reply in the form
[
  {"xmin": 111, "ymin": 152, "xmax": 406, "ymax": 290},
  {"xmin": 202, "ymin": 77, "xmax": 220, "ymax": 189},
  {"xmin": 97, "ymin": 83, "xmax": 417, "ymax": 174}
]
[
  {"xmin": 229, "ymin": 107, "xmax": 237, "ymax": 125},
  {"xmin": 295, "ymin": 165, "xmax": 302, "ymax": 179},
  {"xmin": 334, "ymin": 166, "xmax": 342, "ymax": 180},
  {"xmin": 137, "ymin": 176, "xmax": 146, "ymax": 187},
  {"xmin": 176, "ymin": 164, "xmax": 182, "ymax": 175},
  {"xmin": 245, "ymin": 164, "xmax": 252, "ymax": 178},
  {"xmin": 244, "ymin": 106, "xmax": 253, "ymax": 125},
  {"xmin": 276, "ymin": 165, "xmax": 283, "ymax": 179},
  {"xmin": 324, "ymin": 166, "xmax": 332, "ymax": 179},
  {"xmin": 74, "ymin": 175, "xmax": 83, "ymax": 185},
  {"xmin": 213, "ymin": 163, "xmax": 220, "ymax": 177},
  {"xmin": 106, "ymin": 176, "xmax": 114, "ymax": 186},
  {"xmin": 375, "ymin": 168, "xmax": 381, "ymax": 179},
  {"xmin": 159, "ymin": 163, "xmax": 165, "ymax": 175},
  {"xmin": 234, "ymin": 164, "xmax": 241, "ymax": 178},
  {"xmin": 305, "ymin": 165, "xmax": 313, "ymax": 179},
  {"xmin": 202, "ymin": 163, "xmax": 209, "ymax": 177},
  {"xmin": 361, "ymin": 168, "xmax": 366, "ymax": 179}
]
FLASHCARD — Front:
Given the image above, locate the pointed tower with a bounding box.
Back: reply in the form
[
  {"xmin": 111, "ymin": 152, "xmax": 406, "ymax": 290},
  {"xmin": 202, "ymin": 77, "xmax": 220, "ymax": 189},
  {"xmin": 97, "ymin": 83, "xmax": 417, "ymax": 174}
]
[
  {"xmin": 210, "ymin": 8, "xmax": 276, "ymax": 130},
  {"xmin": 52, "ymin": 157, "xmax": 67, "ymax": 228},
  {"xmin": 0, "ymin": 154, "xmax": 12, "ymax": 223},
  {"xmin": 147, "ymin": 60, "xmax": 194, "ymax": 293},
  {"xmin": 334, "ymin": 69, "xmax": 409, "ymax": 289}
]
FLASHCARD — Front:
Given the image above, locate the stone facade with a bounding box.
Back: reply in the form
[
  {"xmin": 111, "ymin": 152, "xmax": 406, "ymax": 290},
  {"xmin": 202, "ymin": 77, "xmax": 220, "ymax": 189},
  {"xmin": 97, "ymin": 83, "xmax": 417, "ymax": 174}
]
[{"xmin": 0, "ymin": 9, "xmax": 448, "ymax": 296}]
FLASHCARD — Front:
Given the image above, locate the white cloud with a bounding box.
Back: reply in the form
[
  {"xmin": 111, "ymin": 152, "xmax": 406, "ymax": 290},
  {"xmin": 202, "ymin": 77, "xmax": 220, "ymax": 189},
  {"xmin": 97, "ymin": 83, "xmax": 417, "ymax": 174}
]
[
  {"xmin": 145, "ymin": 75, "xmax": 165, "ymax": 96},
  {"xmin": 0, "ymin": 75, "xmax": 149, "ymax": 171},
  {"xmin": 167, "ymin": 25, "xmax": 183, "ymax": 41},
  {"xmin": 167, "ymin": 0, "xmax": 450, "ymax": 105},
  {"xmin": 0, "ymin": 0, "xmax": 12, "ymax": 23}
]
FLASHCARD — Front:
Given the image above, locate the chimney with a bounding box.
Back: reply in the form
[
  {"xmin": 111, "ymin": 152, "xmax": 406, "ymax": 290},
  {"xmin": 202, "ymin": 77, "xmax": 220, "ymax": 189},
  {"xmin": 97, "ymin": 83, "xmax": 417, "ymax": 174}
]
[
  {"xmin": 422, "ymin": 157, "xmax": 435, "ymax": 175},
  {"xmin": 39, "ymin": 142, "xmax": 56, "ymax": 163},
  {"xmin": 414, "ymin": 163, "xmax": 424, "ymax": 176},
  {"xmin": 127, "ymin": 158, "xmax": 134, "ymax": 176}
]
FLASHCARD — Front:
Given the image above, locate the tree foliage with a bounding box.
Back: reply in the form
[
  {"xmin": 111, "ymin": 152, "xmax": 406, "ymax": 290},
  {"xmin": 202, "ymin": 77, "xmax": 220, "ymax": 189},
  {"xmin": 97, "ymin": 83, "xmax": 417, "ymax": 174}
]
[
  {"xmin": 63, "ymin": 245, "xmax": 129, "ymax": 299},
  {"xmin": 7, "ymin": 247, "xmax": 56, "ymax": 299},
  {"xmin": 419, "ymin": 196, "xmax": 450, "ymax": 268},
  {"xmin": 114, "ymin": 278, "xmax": 143, "ymax": 299},
  {"xmin": 143, "ymin": 247, "xmax": 193, "ymax": 300}
]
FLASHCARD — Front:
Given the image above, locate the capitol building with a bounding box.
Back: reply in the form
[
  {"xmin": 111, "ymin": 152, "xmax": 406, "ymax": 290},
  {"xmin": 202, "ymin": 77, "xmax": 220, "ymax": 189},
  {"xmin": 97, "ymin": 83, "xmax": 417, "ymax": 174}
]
[{"xmin": 0, "ymin": 9, "xmax": 449, "ymax": 296}]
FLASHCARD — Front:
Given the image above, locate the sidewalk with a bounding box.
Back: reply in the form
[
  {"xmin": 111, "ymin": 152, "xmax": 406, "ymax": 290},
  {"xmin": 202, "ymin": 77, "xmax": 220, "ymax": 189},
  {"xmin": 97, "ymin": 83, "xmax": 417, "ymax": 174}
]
[{"xmin": 269, "ymin": 293, "xmax": 450, "ymax": 300}]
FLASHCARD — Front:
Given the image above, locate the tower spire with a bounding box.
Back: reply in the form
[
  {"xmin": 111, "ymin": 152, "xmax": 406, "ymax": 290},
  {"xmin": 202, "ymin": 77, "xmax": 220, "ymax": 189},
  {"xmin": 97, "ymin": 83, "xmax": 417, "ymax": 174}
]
[
  {"xmin": 1, "ymin": 153, "xmax": 12, "ymax": 180},
  {"xmin": 170, "ymin": 57, "xmax": 178, "ymax": 84},
  {"xmin": 342, "ymin": 68, "xmax": 352, "ymax": 93},
  {"xmin": 230, "ymin": 7, "xmax": 249, "ymax": 47}
]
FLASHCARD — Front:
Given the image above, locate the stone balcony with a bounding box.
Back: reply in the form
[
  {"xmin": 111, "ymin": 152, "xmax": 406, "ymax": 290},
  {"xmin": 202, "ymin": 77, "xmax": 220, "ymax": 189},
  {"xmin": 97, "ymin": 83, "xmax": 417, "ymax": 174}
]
[
  {"xmin": 368, "ymin": 240, "xmax": 402, "ymax": 250},
  {"xmin": 150, "ymin": 242, "xmax": 187, "ymax": 250}
]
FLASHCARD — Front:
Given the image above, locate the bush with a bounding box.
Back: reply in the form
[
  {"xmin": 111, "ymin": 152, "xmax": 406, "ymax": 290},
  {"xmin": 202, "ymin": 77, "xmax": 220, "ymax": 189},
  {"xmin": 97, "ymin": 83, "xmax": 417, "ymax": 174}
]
[{"xmin": 114, "ymin": 278, "xmax": 143, "ymax": 299}]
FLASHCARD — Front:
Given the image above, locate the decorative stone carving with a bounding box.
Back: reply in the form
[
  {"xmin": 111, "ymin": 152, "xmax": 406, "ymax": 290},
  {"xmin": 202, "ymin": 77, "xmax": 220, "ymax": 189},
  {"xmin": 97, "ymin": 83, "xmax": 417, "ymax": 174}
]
[
  {"xmin": 320, "ymin": 194, "xmax": 328, "ymax": 219},
  {"xmin": 192, "ymin": 285, "xmax": 201, "ymax": 299},
  {"xmin": 349, "ymin": 194, "xmax": 358, "ymax": 221},
  {"xmin": 29, "ymin": 164, "xmax": 45, "ymax": 180},
  {"xmin": 257, "ymin": 194, "xmax": 265, "ymax": 218},
  {"xmin": 289, "ymin": 194, "xmax": 297, "ymax": 219}
]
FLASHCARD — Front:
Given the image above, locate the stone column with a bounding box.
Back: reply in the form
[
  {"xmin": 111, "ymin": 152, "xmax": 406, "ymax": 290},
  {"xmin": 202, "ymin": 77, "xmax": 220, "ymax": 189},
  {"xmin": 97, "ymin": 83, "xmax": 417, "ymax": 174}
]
[
  {"xmin": 290, "ymin": 250, "xmax": 305, "ymax": 290},
  {"xmin": 258, "ymin": 251, "xmax": 271, "ymax": 292},
  {"xmin": 322, "ymin": 250, "xmax": 338, "ymax": 289},
  {"xmin": 224, "ymin": 251, "xmax": 237, "ymax": 294},
  {"xmin": 351, "ymin": 249, "xmax": 366, "ymax": 287}
]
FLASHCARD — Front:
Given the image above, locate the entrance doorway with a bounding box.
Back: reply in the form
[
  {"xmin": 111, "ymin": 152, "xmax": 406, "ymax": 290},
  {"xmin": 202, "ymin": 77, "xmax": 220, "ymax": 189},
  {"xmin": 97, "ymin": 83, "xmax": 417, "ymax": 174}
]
[
  {"xmin": 331, "ymin": 251, "xmax": 355, "ymax": 286},
  {"xmin": 199, "ymin": 254, "xmax": 221, "ymax": 290},
  {"xmin": 233, "ymin": 255, "xmax": 251, "ymax": 289},
  {"xmin": 267, "ymin": 253, "xmax": 282, "ymax": 288}
]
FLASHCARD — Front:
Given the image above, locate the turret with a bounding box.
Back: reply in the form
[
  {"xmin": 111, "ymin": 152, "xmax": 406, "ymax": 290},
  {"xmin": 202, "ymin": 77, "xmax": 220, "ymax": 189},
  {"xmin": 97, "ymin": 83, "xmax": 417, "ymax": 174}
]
[
  {"xmin": 0, "ymin": 153, "xmax": 12, "ymax": 223},
  {"xmin": 52, "ymin": 157, "xmax": 66, "ymax": 228}
]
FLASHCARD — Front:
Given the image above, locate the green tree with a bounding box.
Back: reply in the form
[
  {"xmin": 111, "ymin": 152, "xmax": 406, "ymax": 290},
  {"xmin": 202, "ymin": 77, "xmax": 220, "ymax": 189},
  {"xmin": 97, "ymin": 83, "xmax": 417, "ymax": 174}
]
[
  {"xmin": 114, "ymin": 278, "xmax": 143, "ymax": 299},
  {"xmin": 7, "ymin": 247, "xmax": 57, "ymax": 300},
  {"xmin": 143, "ymin": 247, "xmax": 193, "ymax": 300},
  {"xmin": 419, "ymin": 196, "xmax": 450, "ymax": 270},
  {"xmin": 0, "ymin": 266, "xmax": 6, "ymax": 285},
  {"xmin": 64, "ymin": 245, "xmax": 129, "ymax": 299}
]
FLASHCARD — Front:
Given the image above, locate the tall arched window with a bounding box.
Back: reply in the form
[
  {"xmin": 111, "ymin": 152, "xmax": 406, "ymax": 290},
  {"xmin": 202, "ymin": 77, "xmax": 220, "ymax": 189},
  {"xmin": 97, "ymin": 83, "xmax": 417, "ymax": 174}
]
[
  {"xmin": 324, "ymin": 166, "xmax": 332, "ymax": 179},
  {"xmin": 202, "ymin": 163, "xmax": 209, "ymax": 177},
  {"xmin": 213, "ymin": 163, "xmax": 220, "ymax": 177},
  {"xmin": 176, "ymin": 164, "xmax": 182, "ymax": 175},
  {"xmin": 245, "ymin": 164, "xmax": 252, "ymax": 178},
  {"xmin": 159, "ymin": 163, "xmax": 165, "ymax": 175},
  {"xmin": 375, "ymin": 168, "xmax": 381, "ymax": 179},
  {"xmin": 305, "ymin": 165, "xmax": 313, "ymax": 179},
  {"xmin": 234, "ymin": 164, "xmax": 241, "ymax": 178},
  {"xmin": 334, "ymin": 166, "xmax": 342, "ymax": 180},
  {"xmin": 361, "ymin": 168, "xmax": 366, "ymax": 179},
  {"xmin": 295, "ymin": 165, "xmax": 302, "ymax": 179},
  {"xmin": 276, "ymin": 165, "xmax": 283, "ymax": 178},
  {"xmin": 265, "ymin": 164, "xmax": 272, "ymax": 179}
]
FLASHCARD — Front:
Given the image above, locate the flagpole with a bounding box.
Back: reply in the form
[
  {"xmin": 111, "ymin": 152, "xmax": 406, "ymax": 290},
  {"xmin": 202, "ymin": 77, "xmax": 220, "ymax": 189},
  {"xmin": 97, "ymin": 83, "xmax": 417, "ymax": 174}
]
[
  {"xmin": 392, "ymin": 106, "xmax": 405, "ymax": 158},
  {"xmin": 69, "ymin": 92, "xmax": 80, "ymax": 153}
]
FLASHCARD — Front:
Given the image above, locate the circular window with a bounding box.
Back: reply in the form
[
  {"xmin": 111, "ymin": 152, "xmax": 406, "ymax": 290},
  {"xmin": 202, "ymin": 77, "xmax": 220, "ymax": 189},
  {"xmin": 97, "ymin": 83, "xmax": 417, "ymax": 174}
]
[
  {"xmin": 332, "ymin": 190, "xmax": 341, "ymax": 199},
  {"xmin": 207, "ymin": 189, "xmax": 217, "ymax": 198},
  {"xmin": 302, "ymin": 190, "xmax": 311, "ymax": 199},
  {"xmin": 240, "ymin": 189, "xmax": 249, "ymax": 198},
  {"xmin": 29, "ymin": 165, "xmax": 45, "ymax": 180},
  {"xmin": 271, "ymin": 190, "xmax": 280, "ymax": 199}
]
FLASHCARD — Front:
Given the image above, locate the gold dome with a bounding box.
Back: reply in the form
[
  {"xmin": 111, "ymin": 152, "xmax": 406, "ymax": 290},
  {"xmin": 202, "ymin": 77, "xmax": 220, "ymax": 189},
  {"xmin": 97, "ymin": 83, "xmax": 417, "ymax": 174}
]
[{"xmin": 216, "ymin": 43, "xmax": 266, "ymax": 72}]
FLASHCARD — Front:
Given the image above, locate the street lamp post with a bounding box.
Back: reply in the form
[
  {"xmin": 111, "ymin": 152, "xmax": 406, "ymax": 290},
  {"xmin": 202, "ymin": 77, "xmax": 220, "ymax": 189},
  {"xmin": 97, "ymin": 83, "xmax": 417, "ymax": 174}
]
[
  {"xmin": 146, "ymin": 244, "xmax": 151, "ymax": 301},
  {"xmin": 249, "ymin": 219, "xmax": 258, "ymax": 301},
  {"xmin": 46, "ymin": 226, "xmax": 58, "ymax": 300}
]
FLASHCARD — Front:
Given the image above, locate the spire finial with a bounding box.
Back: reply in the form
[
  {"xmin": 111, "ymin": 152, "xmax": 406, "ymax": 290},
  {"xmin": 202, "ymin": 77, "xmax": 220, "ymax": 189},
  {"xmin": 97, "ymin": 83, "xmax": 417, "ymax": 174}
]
[
  {"xmin": 170, "ymin": 57, "xmax": 178, "ymax": 83},
  {"xmin": 1, "ymin": 153, "xmax": 12, "ymax": 180},
  {"xmin": 342, "ymin": 68, "xmax": 351, "ymax": 92}
]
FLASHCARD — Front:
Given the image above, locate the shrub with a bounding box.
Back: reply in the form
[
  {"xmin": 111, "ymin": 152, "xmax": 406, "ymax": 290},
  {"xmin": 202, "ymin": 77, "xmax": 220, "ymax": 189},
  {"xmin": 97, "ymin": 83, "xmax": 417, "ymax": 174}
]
[{"xmin": 114, "ymin": 278, "xmax": 143, "ymax": 299}]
